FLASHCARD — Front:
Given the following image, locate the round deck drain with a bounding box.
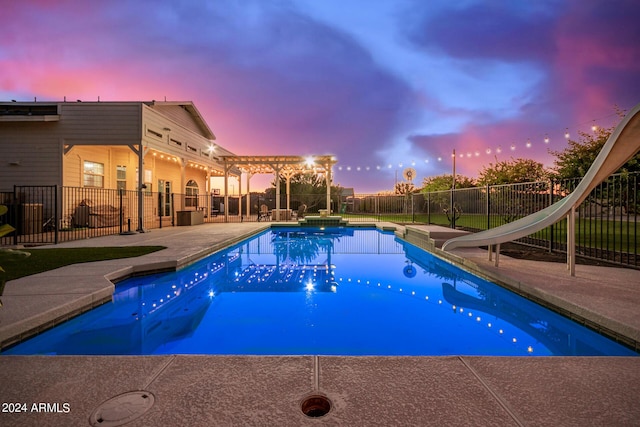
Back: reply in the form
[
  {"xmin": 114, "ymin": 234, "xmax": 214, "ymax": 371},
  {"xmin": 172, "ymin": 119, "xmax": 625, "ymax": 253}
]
[
  {"xmin": 89, "ymin": 391, "xmax": 155, "ymax": 427},
  {"xmin": 301, "ymin": 394, "xmax": 332, "ymax": 418}
]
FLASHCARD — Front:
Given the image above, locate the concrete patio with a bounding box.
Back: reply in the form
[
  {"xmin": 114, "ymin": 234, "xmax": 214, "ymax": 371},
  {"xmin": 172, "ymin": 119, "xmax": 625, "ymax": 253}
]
[{"xmin": 0, "ymin": 222, "xmax": 638, "ymax": 426}]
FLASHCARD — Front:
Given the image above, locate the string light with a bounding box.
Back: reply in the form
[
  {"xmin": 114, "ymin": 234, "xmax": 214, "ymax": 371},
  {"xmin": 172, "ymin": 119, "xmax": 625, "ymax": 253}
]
[{"xmin": 330, "ymin": 111, "xmax": 622, "ymax": 173}]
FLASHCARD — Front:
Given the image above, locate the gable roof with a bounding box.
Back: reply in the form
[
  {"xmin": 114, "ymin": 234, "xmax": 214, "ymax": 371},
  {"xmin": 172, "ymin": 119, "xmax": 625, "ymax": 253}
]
[{"xmin": 145, "ymin": 101, "xmax": 216, "ymax": 140}]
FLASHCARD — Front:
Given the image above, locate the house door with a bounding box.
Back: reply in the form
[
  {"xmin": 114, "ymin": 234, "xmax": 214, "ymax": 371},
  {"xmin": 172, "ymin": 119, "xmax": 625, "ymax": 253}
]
[{"xmin": 158, "ymin": 180, "xmax": 172, "ymax": 217}]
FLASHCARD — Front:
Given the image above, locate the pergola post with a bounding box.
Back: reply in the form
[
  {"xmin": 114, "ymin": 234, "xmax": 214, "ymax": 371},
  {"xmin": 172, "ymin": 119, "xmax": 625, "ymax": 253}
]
[
  {"xmin": 326, "ymin": 160, "xmax": 332, "ymax": 213},
  {"xmin": 273, "ymin": 165, "xmax": 282, "ymax": 221},
  {"xmin": 246, "ymin": 172, "xmax": 252, "ymax": 218}
]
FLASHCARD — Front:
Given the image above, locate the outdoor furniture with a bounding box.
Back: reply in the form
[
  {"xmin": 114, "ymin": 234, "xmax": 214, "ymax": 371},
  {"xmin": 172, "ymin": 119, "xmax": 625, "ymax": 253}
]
[
  {"xmin": 73, "ymin": 199, "xmax": 122, "ymax": 228},
  {"xmin": 295, "ymin": 204, "xmax": 307, "ymax": 219},
  {"xmin": 257, "ymin": 204, "xmax": 271, "ymax": 221},
  {"xmin": 271, "ymin": 209, "xmax": 292, "ymax": 221},
  {"xmin": 176, "ymin": 210, "xmax": 204, "ymax": 226}
]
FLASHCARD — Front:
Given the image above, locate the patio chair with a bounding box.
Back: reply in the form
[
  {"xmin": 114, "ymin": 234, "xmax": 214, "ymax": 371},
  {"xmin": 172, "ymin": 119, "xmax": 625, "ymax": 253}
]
[
  {"xmin": 257, "ymin": 204, "xmax": 271, "ymax": 221},
  {"xmin": 295, "ymin": 204, "xmax": 307, "ymax": 220}
]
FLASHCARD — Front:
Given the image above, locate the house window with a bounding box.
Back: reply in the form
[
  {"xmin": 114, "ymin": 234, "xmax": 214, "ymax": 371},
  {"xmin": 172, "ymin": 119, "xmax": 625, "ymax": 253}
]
[
  {"xmin": 83, "ymin": 161, "xmax": 104, "ymax": 188},
  {"xmin": 185, "ymin": 180, "xmax": 199, "ymax": 207},
  {"xmin": 116, "ymin": 165, "xmax": 127, "ymax": 191}
]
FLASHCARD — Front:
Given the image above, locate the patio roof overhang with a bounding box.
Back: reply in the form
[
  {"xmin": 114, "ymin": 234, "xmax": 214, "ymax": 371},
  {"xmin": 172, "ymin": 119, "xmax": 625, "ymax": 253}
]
[{"xmin": 220, "ymin": 155, "xmax": 336, "ymax": 175}]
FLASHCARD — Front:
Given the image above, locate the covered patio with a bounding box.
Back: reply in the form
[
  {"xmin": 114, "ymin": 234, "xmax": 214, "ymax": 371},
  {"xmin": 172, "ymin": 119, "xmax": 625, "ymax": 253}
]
[{"xmin": 219, "ymin": 155, "xmax": 337, "ymax": 221}]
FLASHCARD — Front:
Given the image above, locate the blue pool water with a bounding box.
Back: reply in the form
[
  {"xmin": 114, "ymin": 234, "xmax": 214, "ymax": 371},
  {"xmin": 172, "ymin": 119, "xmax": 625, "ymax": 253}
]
[{"xmin": 4, "ymin": 227, "xmax": 637, "ymax": 356}]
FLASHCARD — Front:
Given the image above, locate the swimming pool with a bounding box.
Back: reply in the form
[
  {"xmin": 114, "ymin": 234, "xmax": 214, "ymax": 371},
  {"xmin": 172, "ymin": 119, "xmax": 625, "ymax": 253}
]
[{"xmin": 4, "ymin": 227, "xmax": 637, "ymax": 356}]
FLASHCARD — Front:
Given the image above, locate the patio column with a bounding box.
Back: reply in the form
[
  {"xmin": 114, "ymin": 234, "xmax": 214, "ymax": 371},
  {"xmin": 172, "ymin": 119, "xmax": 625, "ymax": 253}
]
[
  {"xmin": 206, "ymin": 168, "xmax": 211, "ymax": 218},
  {"xmin": 281, "ymin": 168, "xmax": 296, "ymax": 213},
  {"xmin": 129, "ymin": 143, "xmax": 148, "ymax": 232},
  {"xmin": 237, "ymin": 173, "xmax": 242, "ymax": 219},
  {"xmin": 223, "ymin": 161, "xmax": 236, "ymax": 223},
  {"xmin": 246, "ymin": 172, "xmax": 252, "ymax": 218},
  {"xmin": 179, "ymin": 158, "xmax": 186, "ymax": 210},
  {"xmin": 273, "ymin": 165, "xmax": 282, "ymax": 220}
]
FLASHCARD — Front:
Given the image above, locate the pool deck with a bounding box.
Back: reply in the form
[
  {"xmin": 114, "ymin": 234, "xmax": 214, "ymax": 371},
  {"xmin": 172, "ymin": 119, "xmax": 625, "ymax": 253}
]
[{"xmin": 1, "ymin": 222, "xmax": 639, "ymax": 426}]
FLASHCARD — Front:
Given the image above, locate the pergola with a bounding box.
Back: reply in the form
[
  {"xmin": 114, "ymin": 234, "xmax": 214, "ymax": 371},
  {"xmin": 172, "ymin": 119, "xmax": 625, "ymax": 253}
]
[{"xmin": 219, "ymin": 155, "xmax": 337, "ymax": 221}]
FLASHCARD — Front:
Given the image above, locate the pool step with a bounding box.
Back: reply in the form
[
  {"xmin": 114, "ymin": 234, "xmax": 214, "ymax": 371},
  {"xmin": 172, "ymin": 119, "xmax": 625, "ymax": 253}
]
[
  {"xmin": 298, "ymin": 216, "xmax": 349, "ymax": 227},
  {"xmin": 398, "ymin": 225, "xmax": 470, "ymax": 250}
]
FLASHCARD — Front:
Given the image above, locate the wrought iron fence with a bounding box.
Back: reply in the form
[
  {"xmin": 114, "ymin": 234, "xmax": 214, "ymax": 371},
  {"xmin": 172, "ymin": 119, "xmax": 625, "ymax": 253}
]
[
  {"xmin": 1, "ymin": 173, "xmax": 637, "ymax": 268},
  {"xmin": 420, "ymin": 173, "xmax": 638, "ymax": 268}
]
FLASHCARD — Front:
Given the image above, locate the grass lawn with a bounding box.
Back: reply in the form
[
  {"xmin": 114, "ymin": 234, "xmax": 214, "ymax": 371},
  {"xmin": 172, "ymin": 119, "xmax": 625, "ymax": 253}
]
[
  {"xmin": 342, "ymin": 212, "xmax": 639, "ymax": 252},
  {"xmin": 0, "ymin": 246, "xmax": 166, "ymax": 283}
]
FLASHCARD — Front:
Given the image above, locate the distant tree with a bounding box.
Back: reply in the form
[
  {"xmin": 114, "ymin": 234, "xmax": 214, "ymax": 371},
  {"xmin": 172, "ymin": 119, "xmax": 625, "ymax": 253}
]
[
  {"xmin": 549, "ymin": 111, "xmax": 640, "ymax": 213},
  {"xmin": 394, "ymin": 181, "xmax": 416, "ymax": 195},
  {"xmin": 271, "ymin": 172, "xmax": 341, "ymax": 212},
  {"xmin": 421, "ymin": 174, "xmax": 475, "ymax": 192},
  {"xmin": 550, "ymin": 121, "xmax": 640, "ymax": 180},
  {"xmin": 393, "ymin": 182, "xmax": 418, "ymax": 214},
  {"xmin": 477, "ymin": 158, "xmax": 549, "ymax": 186}
]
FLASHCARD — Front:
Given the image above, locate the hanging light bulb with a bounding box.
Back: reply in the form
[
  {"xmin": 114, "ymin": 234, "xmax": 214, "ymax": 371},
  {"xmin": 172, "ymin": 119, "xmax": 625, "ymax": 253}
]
[
  {"xmin": 486, "ymin": 148, "xmax": 491, "ymax": 154},
  {"xmin": 544, "ymin": 134, "xmax": 550, "ymax": 144},
  {"xmin": 564, "ymin": 128, "xmax": 570, "ymax": 139},
  {"xmin": 526, "ymin": 139, "xmax": 532, "ymax": 148},
  {"xmin": 510, "ymin": 144, "xmax": 516, "ymax": 151},
  {"xmin": 591, "ymin": 121, "xmax": 598, "ymax": 132}
]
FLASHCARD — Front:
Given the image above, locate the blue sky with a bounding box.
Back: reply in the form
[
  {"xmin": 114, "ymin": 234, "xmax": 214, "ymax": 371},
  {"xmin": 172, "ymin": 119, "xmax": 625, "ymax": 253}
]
[{"xmin": 3, "ymin": 0, "xmax": 640, "ymax": 192}]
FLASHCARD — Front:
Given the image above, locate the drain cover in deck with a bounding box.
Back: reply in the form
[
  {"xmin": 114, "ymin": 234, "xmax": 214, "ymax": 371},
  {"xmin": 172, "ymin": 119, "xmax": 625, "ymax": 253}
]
[{"xmin": 89, "ymin": 391, "xmax": 155, "ymax": 426}]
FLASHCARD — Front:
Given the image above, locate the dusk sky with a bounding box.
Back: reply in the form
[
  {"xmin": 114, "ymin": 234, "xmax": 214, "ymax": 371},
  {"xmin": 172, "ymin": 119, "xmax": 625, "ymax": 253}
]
[{"xmin": 3, "ymin": 0, "xmax": 640, "ymax": 192}]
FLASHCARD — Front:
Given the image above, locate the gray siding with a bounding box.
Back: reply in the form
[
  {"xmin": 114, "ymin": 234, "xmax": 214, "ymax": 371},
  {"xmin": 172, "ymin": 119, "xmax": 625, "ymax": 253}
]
[
  {"xmin": 150, "ymin": 104, "xmax": 205, "ymax": 136},
  {"xmin": 58, "ymin": 103, "xmax": 141, "ymax": 142},
  {"xmin": 0, "ymin": 122, "xmax": 62, "ymax": 190}
]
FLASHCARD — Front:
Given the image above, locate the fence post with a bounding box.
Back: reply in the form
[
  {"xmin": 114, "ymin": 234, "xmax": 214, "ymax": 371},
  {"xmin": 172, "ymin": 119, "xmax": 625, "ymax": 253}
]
[
  {"xmin": 549, "ymin": 179, "xmax": 554, "ymax": 253},
  {"xmin": 411, "ymin": 194, "xmax": 415, "ymax": 223},
  {"xmin": 486, "ymin": 184, "xmax": 490, "ymax": 230},
  {"xmin": 54, "ymin": 185, "xmax": 59, "ymax": 244},
  {"xmin": 427, "ymin": 193, "xmax": 430, "ymax": 224},
  {"xmin": 450, "ymin": 188, "xmax": 455, "ymax": 229},
  {"xmin": 158, "ymin": 190, "xmax": 163, "ymax": 229},
  {"xmin": 12, "ymin": 185, "xmax": 18, "ymax": 246},
  {"xmin": 119, "ymin": 189, "xmax": 124, "ymax": 234},
  {"xmin": 171, "ymin": 193, "xmax": 175, "ymax": 226}
]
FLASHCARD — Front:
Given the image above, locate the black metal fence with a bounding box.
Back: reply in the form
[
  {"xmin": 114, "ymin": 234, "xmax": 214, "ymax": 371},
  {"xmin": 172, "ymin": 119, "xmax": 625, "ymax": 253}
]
[
  {"xmin": 1, "ymin": 172, "xmax": 638, "ymax": 268},
  {"xmin": 341, "ymin": 172, "xmax": 638, "ymax": 268}
]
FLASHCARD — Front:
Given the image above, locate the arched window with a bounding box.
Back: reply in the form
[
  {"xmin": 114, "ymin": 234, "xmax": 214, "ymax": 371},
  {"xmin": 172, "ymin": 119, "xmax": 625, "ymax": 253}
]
[{"xmin": 185, "ymin": 180, "xmax": 199, "ymax": 207}]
